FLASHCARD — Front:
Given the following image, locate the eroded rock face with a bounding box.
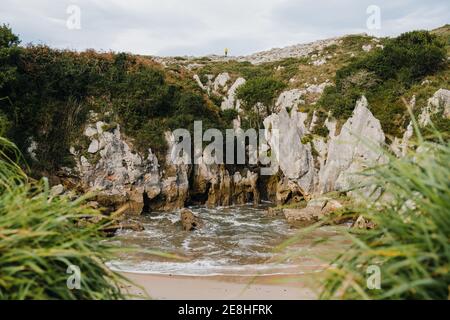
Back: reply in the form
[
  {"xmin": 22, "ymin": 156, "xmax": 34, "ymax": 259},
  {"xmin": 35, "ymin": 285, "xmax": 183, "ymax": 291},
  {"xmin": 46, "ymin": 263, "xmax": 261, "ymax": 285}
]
[
  {"xmin": 213, "ymin": 72, "xmax": 230, "ymax": 92},
  {"xmin": 75, "ymin": 122, "xmax": 160, "ymax": 215},
  {"xmin": 221, "ymin": 77, "xmax": 246, "ymax": 110},
  {"xmin": 263, "ymin": 95, "xmax": 386, "ymax": 203},
  {"xmin": 74, "ymin": 121, "xmax": 191, "ymax": 215},
  {"xmin": 418, "ymin": 88, "xmax": 450, "ymax": 126},
  {"xmin": 232, "ymin": 170, "xmax": 260, "ymax": 205},
  {"xmin": 155, "ymin": 131, "xmax": 190, "ymax": 211},
  {"xmin": 275, "ymin": 89, "xmax": 305, "ymax": 112},
  {"xmin": 192, "ymin": 162, "xmax": 260, "ymax": 207},
  {"xmin": 206, "ymin": 165, "xmax": 232, "ymax": 207},
  {"xmin": 70, "ymin": 70, "xmax": 447, "ymax": 214},
  {"xmin": 318, "ymin": 96, "xmax": 385, "ymax": 193},
  {"xmin": 263, "ymin": 108, "xmax": 315, "ymax": 196},
  {"xmin": 76, "ymin": 116, "xmax": 265, "ymax": 214}
]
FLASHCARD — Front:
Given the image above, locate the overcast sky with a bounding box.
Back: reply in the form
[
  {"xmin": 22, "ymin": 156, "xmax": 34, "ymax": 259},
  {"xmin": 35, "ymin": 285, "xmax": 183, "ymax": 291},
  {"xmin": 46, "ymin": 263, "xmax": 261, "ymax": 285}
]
[{"xmin": 1, "ymin": 0, "xmax": 448, "ymax": 56}]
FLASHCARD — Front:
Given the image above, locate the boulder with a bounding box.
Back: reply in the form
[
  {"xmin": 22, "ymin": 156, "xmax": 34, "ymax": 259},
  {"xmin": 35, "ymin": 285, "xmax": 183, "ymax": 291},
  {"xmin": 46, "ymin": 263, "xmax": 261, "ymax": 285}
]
[
  {"xmin": 87, "ymin": 139, "xmax": 99, "ymax": 153},
  {"xmin": 284, "ymin": 206, "xmax": 321, "ymax": 228},
  {"xmin": 102, "ymin": 219, "xmax": 145, "ymax": 235},
  {"xmin": 322, "ymin": 199, "xmax": 343, "ymax": 215},
  {"xmin": 50, "ymin": 184, "xmax": 65, "ymax": 197},
  {"xmin": 266, "ymin": 207, "xmax": 283, "ymax": 217},
  {"xmin": 352, "ymin": 215, "xmax": 375, "ymax": 229},
  {"xmin": 283, "ymin": 197, "xmax": 343, "ymax": 228},
  {"xmin": 233, "ymin": 170, "xmax": 260, "ymax": 205},
  {"xmin": 180, "ymin": 209, "xmax": 204, "ymax": 231}
]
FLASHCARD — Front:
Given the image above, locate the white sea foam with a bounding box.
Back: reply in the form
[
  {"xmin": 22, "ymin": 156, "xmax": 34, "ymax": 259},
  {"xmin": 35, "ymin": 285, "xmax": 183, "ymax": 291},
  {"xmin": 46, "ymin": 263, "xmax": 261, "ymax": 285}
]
[{"xmin": 107, "ymin": 204, "xmax": 324, "ymax": 276}]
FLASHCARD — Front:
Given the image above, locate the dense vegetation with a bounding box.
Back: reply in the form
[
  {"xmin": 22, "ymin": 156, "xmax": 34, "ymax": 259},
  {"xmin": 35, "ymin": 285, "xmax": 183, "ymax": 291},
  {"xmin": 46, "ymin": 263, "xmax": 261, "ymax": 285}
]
[
  {"xmin": 0, "ymin": 25, "xmax": 224, "ymax": 173},
  {"xmin": 236, "ymin": 76, "xmax": 286, "ymax": 128},
  {"xmin": 0, "ymin": 136, "xmax": 128, "ymax": 299},
  {"xmin": 319, "ymin": 30, "xmax": 447, "ymax": 137}
]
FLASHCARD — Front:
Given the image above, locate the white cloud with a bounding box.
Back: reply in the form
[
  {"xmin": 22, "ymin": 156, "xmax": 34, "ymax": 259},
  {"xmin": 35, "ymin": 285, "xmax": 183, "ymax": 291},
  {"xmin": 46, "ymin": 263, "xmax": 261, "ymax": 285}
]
[{"xmin": 0, "ymin": 0, "xmax": 448, "ymax": 56}]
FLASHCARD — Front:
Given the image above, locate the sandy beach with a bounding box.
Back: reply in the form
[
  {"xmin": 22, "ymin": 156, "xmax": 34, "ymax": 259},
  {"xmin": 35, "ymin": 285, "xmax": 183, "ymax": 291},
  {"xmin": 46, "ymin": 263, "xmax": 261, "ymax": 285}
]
[{"xmin": 121, "ymin": 272, "xmax": 321, "ymax": 300}]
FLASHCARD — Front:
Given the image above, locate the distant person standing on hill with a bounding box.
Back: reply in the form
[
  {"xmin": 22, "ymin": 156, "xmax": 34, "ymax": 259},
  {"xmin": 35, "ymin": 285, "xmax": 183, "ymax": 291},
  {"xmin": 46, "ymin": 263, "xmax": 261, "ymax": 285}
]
[{"xmin": 224, "ymin": 48, "xmax": 229, "ymax": 57}]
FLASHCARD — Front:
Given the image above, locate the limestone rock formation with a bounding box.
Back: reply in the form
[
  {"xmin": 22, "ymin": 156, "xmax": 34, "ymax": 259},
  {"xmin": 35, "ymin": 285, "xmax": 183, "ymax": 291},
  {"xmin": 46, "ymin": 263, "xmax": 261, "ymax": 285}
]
[
  {"xmin": 75, "ymin": 122, "xmax": 158, "ymax": 215},
  {"xmin": 221, "ymin": 77, "xmax": 246, "ymax": 110},
  {"xmin": 263, "ymin": 108, "xmax": 315, "ymax": 195},
  {"xmin": 213, "ymin": 72, "xmax": 230, "ymax": 92},
  {"xmin": 262, "ymin": 94, "xmax": 387, "ymax": 203},
  {"xmin": 74, "ymin": 119, "xmax": 190, "ymax": 215},
  {"xmin": 275, "ymin": 89, "xmax": 305, "ymax": 112},
  {"xmin": 418, "ymin": 88, "xmax": 450, "ymax": 126},
  {"xmin": 236, "ymin": 37, "xmax": 339, "ymax": 64},
  {"xmin": 393, "ymin": 89, "xmax": 449, "ymax": 157},
  {"xmin": 69, "ymin": 58, "xmax": 447, "ymax": 217},
  {"xmin": 318, "ymin": 96, "xmax": 385, "ymax": 194}
]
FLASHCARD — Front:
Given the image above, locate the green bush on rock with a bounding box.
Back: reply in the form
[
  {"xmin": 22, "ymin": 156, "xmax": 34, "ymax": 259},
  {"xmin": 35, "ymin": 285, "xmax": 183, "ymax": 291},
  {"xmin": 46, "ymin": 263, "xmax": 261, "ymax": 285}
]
[
  {"xmin": 237, "ymin": 77, "xmax": 286, "ymax": 128},
  {"xmin": 319, "ymin": 30, "xmax": 447, "ymax": 137}
]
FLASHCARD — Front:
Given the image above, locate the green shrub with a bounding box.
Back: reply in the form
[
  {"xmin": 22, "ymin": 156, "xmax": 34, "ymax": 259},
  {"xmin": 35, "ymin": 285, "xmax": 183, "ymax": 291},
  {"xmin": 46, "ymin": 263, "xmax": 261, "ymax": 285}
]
[
  {"xmin": 209, "ymin": 93, "xmax": 224, "ymax": 107},
  {"xmin": 237, "ymin": 77, "xmax": 286, "ymax": 109},
  {"xmin": 319, "ymin": 30, "xmax": 447, "ymax": 137},
  {"xmin": 220, "ymin": 108, "xmax": 239, "ymax": 125},
  {"xmin": 0, "ymin": 24, "xmax": 20, "ymax": 90},
  {"xmin": 0, "ymin": 110, "xmax": 10, "ymax": 137},
  {"xmin": 319, "ymin": 85, "xmax": 361, "ymax": 120},
  {"xmin": 237, "ymin": 77, "xmax": 286, "ymax": 128},
  {"xmin": 300, "ymin": 134, "xmax": 313, "ymax": 145},
  {"xmin": 0, "ymin": 137, "xmax": 129, "ymax": 299}
]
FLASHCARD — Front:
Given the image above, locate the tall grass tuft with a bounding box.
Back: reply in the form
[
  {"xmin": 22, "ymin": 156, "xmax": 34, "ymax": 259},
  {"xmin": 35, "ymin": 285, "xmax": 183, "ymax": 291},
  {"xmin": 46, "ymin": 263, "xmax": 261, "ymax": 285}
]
[
  {"xmin": 0, "ymin": 137, "xmax": 129, "ymax": 299},
  {"xmin": 320, "ymin": 126, "xmax": 450, "ymax": 299}
]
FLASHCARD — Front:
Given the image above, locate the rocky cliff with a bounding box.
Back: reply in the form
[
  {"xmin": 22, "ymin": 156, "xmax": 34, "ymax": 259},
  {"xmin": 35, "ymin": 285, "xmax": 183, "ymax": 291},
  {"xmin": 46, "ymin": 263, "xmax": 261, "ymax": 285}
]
[
  {"xmin": 18, "ymin": 28, "xmax": 448, "ymax": 215},
  {"xmin": 67, "ymin": 79, "xmax": 449, "ymax": 214}
]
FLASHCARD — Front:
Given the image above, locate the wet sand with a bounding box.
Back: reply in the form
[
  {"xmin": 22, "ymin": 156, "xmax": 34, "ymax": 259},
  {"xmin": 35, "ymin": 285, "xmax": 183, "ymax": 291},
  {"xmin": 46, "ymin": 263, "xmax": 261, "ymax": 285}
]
[{"xmin": 121, "ymin": 272, "xmax": 322, "ymax": 300}]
